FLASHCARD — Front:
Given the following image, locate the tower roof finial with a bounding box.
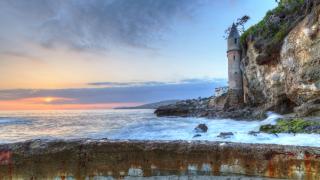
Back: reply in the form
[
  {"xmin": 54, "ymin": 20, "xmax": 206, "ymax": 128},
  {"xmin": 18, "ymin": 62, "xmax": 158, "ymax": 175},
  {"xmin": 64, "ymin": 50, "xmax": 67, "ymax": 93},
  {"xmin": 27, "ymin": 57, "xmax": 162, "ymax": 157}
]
[{"xmin": 228, "ymin": 23, "xmax": 240, "ymax": 39}]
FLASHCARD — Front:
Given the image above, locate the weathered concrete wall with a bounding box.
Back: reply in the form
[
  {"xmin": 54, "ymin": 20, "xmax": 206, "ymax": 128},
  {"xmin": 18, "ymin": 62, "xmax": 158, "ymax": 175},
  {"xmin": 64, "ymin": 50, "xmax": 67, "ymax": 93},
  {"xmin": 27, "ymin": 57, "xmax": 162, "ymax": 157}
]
[{"xmin": 0, "ymin": 140, "xmax": 319, "ymax": 179}]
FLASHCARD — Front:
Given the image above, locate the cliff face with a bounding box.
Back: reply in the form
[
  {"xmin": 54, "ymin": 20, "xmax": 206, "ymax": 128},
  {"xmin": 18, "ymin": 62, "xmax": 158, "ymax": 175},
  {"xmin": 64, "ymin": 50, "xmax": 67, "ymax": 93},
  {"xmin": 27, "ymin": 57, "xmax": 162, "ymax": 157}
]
[
  {"xmin": 281, "ymin": 9, "xmax": 320, "ymax": 115},
  {"xmin": 242, "ymin": 1, "xmax": 320, "ymax": 116}
]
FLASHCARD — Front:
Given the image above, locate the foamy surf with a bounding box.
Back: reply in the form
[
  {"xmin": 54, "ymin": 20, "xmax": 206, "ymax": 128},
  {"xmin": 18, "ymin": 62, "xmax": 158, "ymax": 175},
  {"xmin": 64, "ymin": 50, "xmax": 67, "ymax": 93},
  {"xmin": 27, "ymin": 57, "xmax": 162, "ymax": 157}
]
[
  {"xmin": 0, "ymin": 110, "xmax": 319, "ymax": 147},
  {"xmin": 259, "ymin": 112, "xmax": 282, "ymax": 126}
]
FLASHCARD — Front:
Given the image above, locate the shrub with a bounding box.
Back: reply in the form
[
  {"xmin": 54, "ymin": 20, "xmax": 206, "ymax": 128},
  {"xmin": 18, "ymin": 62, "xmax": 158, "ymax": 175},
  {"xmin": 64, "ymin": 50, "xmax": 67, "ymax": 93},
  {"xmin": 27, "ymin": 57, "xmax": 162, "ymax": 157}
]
[{"xmin": 240, "ymin": 0, "xmax": 305, "ymax": 46}]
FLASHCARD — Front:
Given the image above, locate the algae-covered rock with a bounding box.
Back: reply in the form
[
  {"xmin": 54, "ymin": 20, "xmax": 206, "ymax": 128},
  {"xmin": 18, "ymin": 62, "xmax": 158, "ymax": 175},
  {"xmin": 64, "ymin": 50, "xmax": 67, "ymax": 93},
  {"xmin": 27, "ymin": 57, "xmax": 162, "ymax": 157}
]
[{"xmin": 260, "ymin": 118, "xmax": 320, "ymax": 134}]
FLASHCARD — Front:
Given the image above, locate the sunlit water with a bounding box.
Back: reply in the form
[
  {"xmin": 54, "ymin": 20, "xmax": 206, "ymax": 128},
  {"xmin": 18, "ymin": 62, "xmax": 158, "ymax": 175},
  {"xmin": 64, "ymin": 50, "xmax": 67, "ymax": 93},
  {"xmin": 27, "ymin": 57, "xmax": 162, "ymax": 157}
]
[{"xmin": 0, "ymin": 109, "xmax": 319, "ymax": 146}]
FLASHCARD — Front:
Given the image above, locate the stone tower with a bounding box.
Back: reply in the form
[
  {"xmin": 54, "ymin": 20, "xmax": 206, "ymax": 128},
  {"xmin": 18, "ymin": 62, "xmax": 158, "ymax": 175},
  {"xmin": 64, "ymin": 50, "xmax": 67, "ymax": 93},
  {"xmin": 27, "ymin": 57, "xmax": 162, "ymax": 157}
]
[{"xmin": 226, "ymin": 23, "xmax": 243, "ymax": 105}]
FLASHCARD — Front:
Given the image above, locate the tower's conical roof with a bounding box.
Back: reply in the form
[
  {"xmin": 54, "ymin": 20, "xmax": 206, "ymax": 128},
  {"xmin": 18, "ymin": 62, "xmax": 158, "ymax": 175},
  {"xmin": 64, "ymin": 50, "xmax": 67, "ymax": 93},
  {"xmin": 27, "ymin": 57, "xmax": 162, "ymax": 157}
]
[{"xmin": 228, "ymin": 23, "xmax": 240, "ymax": 39}]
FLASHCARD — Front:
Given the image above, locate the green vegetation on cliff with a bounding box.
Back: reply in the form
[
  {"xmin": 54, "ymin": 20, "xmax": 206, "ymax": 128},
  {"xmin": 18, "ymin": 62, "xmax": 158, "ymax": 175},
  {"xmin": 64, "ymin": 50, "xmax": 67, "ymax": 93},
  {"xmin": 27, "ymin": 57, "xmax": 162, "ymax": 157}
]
[
  {"xmin": 260, "ymin": 118, "xmax": 320, "ymax": 134},
  {"xmin": 240, "ymin": 0, "xmax": 309, "ymax": 59}
]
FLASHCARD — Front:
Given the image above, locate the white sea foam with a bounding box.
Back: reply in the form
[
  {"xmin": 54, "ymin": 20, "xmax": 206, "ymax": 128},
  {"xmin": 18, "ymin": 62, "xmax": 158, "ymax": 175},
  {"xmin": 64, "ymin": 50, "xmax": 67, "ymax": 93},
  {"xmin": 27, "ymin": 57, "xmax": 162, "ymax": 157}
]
[
  {"xmin": 259, "ymin": 112, "xmax": 282, "ymax": 126},
  {"xmin": 0, "ymin": 109, "xmax": 319, "ymax": 147}
]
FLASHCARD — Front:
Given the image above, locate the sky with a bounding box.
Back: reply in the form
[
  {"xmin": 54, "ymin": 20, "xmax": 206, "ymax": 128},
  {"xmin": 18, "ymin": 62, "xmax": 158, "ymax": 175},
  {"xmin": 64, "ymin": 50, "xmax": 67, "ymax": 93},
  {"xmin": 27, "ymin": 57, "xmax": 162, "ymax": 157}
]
[{"xmin": 0, "ymin": 0, "xmax": 277, "ymax": 110}]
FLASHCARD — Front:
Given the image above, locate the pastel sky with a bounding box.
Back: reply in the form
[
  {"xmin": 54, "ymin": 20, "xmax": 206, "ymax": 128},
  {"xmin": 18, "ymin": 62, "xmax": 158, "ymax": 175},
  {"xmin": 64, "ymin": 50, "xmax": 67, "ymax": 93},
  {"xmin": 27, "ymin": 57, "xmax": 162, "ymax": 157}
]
[{"xmin": 0, "ymin": 0, "xmax": 277, "ymax": 110}]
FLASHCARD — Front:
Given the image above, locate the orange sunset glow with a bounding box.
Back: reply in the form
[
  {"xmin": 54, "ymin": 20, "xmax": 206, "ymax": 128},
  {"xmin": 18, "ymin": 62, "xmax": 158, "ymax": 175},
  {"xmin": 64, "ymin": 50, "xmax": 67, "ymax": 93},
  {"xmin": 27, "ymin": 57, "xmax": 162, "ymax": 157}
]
[
  {"xmin": 0, "ymin": 97, "xmax": 141, "ymax": 110},
  {"xmin": 44, "ymin": 97, "xmax": 54, "ymax": 103}
]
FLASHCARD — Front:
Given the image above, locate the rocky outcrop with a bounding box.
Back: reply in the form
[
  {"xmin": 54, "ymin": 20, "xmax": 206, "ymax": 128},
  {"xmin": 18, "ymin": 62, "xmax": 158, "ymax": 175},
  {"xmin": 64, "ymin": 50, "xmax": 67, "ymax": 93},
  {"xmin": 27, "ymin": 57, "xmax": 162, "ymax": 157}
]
[
  {"xmin": 154, "ymin": 97, "xmax": 211, "ymax": 117},
  {"xmin": 242, "ymin": 1, "xmax": 320, "ymax": 116},
  {"xmin": 155, "ymin": 96, "xmax": 266, "ymax": 120},
  {"xmin": 295, "ymin": 99, "xmax": 320, "ymax": 117},
  {"xmin": 0, "ymin": 139, "xmax": 319, "ymax": 179}
]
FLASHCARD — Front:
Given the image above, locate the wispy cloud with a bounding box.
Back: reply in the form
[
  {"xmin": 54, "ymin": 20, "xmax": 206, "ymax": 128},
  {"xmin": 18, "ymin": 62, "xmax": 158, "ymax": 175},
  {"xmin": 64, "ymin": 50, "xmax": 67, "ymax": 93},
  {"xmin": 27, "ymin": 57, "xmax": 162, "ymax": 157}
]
[
  {"xmin": 0, "ymin": 0, "xmax": 208, "ymax": 51},
  {"xmin": 87, "ymin": 81, "xmax": 165, "ymax": 87},
  {"xmin": 87, "ymin": 78, "xmax": 224, "ymax": 87},
  {"xmin": 0, "ymin": 98, "xmax": 140, "ymax": 110},
  {"xmin": 0, "ymin": 50, "xmax": 42, "ymax": 62},
  {"xmin": 0, "ymin": 79, "xmax": 227, "ymax": 107}
]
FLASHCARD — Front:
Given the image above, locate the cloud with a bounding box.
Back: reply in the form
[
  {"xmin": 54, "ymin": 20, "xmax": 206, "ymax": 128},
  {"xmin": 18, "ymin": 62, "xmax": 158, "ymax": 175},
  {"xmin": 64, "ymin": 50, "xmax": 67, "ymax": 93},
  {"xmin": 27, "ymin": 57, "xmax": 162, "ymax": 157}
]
[
  {"xmin": 0, "ymin": 51, "xmax": 42, "ymax": 62},
  {"xmin": 0, "ymin": 78, "xmax": 227, "ymax": 104},
  {"xmin": 87, "ymin": 79, "xmax": 219, "ymax": 87},
  {"xmin": 0, "ymin": 0, "xmax": 208, "ymax": 51},
  {"xmin": 87, "ymin": 82, "xmax": 162, "ymax": 87},
  {"xmin": 87, "ymin": 78, "xmax": 228, "ymax": 88}
]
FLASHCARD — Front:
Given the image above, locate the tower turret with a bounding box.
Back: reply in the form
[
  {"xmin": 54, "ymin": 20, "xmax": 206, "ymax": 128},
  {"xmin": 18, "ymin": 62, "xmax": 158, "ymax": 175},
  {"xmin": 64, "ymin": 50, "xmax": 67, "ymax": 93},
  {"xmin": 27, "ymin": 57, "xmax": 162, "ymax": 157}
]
[
  {"xmin": 225, "ymin": 23, "xmax": 244, "ymax": 106},
  {"xmin": 227, "ymin": 23, "xmax": 242, "ymax": 91}
]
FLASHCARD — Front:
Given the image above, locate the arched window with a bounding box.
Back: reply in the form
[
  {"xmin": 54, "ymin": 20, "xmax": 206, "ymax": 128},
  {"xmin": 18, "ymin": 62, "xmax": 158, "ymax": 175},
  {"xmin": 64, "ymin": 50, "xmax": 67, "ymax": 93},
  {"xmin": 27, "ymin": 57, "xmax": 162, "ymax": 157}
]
[
  {"xmin": 234, "ymin": 38, "xmax": 237, "ymax": 44},
  {"xmin": 233, "ymin": 56, "xmax": 235, "ymax": 61}
]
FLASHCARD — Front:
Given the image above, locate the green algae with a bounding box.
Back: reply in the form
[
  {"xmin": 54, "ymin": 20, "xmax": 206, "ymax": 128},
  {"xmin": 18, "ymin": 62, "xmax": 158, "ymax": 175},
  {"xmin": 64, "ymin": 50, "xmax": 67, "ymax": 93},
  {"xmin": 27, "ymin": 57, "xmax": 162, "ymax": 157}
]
[{"xmin": 260, "ymin": 118, "xmax": 320, "ymax": 134}]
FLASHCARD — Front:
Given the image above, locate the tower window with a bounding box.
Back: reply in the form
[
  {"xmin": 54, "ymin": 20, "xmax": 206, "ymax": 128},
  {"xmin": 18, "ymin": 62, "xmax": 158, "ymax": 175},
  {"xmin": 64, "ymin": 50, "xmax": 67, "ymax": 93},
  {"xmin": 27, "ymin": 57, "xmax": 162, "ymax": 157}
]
[
  {"xmin": 233, "ymin": 56, "xmax": 235, "ymax": 61},
  {"xmin": 234, "ymin": 38, "xmax": 237, "ymax": 44}
]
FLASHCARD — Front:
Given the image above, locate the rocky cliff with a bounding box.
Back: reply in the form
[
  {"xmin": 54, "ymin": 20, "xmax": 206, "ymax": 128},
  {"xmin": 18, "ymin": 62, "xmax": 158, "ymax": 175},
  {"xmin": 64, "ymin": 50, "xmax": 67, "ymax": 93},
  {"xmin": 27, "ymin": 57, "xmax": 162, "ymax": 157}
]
[
  {"xmin": 242, "ymin": 0, "xmax": 320, "ymax": 116},
  {"xmin": 156, "ymin": 0, "xmax": 320, "ymax": 119}
]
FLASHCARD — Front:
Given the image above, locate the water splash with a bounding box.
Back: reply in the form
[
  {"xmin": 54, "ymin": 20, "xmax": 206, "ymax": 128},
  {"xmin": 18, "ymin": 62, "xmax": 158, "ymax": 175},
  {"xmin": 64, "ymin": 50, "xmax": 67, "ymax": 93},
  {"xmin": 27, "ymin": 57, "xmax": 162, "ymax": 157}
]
[{"xmin": 259, "ymin": 112, "xmax": 282, "ymax": 126}]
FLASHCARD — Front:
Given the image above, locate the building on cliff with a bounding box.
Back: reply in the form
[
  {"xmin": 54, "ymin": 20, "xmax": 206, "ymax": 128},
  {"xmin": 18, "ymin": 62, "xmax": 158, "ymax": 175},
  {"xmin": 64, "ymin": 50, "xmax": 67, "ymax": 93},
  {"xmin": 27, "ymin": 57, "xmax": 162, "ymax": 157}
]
[
  {"xmin": 214, "ymin": 87, "xmax": 228, "ymax": 97},
  {"xmin": 225, "ymin": 23, "xmax": 244, "ymax": 106},
  {"xmin": 227, "ymin": 24, "xmax": 242, "ymax": 91},
  {"xmin": 213, "ymin": 23, "xmax": 244, "ymax": 105}
]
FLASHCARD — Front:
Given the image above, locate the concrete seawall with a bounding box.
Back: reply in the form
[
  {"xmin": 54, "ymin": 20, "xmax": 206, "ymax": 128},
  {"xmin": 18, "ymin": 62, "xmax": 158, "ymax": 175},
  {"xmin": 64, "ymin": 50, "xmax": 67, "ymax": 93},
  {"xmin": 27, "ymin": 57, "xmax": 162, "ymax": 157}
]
[{"xmin": 0, "ymin": 139, "xmax": 319, "ymax": 179}]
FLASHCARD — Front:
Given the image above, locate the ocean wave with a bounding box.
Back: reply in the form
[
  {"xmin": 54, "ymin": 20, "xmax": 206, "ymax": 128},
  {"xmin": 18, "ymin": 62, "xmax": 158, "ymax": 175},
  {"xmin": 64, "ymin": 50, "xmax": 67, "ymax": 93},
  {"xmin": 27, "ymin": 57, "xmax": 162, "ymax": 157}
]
[
  {"xmin": 259, "ymin": 112, "xmax": 282, "ymax": 126},
  {"xmin": 0, "ymin": 117, "xmax": 32, "ymax": 126},
  {"xmin": 0, "ymin": 110, "xmax": 319, "ymax": 147}
]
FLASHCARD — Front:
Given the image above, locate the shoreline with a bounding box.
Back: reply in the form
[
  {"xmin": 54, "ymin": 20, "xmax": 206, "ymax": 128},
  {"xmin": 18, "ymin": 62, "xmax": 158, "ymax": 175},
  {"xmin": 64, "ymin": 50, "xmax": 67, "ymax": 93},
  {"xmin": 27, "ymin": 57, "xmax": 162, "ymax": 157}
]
[
  {"xmin": 154, "ymin": 97, "xmax": 269, "ymax": 120},
  {"xmin": 1, "ymin": 109, "xmax": 320, "ymax": 146}
]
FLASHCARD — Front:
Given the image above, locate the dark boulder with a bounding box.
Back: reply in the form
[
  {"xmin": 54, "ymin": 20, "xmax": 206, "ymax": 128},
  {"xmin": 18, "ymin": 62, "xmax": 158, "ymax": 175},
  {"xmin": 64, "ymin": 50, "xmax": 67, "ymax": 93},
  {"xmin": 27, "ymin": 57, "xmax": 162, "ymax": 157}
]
[
  {"xmin": 248, "ymin": 131, "xmax": 260, "ymax": 136},
  {"xmin": 194, "ymin": 124, "xmax": 208, "ymax": 133},
  {"xmin": 193, "ymin": 134, "xmax": 201, "ymax": 138},
  {"xmin": 294, "ymin": 99, "xmax": 320, "ymax": 117},
  {"xmin": 217, "ymin": 132, "xmax": 234, "ymax": 139}
]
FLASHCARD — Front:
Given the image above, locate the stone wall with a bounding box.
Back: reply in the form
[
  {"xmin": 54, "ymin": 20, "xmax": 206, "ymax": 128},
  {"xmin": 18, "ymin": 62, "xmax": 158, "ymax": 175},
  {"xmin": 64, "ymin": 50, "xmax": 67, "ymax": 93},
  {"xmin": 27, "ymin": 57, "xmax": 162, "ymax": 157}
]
[{"xmin": 0, "ymin": 140, "xmax": 319, "ymax": 179}]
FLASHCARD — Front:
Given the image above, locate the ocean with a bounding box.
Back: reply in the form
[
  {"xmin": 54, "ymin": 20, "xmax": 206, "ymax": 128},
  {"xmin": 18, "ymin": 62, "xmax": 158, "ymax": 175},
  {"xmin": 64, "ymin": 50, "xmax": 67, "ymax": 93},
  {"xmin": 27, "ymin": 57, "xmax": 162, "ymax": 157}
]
[{"xmin": 0, "ymin": 109, "xmax": 319, "ymax": 147}]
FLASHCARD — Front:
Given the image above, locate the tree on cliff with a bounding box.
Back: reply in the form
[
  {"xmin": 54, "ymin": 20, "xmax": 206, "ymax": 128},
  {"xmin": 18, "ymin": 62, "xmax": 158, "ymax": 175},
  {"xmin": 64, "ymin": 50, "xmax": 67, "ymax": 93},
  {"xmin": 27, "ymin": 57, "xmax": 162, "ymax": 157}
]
[{"xmin": 224, "ymin": 15, "xmax": 250, "ymax": 39}]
